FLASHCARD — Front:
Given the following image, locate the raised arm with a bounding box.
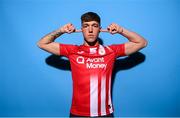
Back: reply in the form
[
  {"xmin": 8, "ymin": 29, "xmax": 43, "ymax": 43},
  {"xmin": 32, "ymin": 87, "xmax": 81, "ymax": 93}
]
[
  {"xmin": 37, "ymin": 23, "xmax": 80, "ymax": 55},
  {"xmin": 102, "ymin": 23, "xmax": 148, "ymax": 55}
]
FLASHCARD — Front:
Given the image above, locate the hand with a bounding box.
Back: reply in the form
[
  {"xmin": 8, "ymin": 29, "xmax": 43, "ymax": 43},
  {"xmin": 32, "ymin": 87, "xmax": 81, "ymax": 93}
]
[
  {"xmin": 101, "ymin": 23, "xmax": 123, "ymax": 34},
  {"xmin": 59, "ymin": 23, "xmax": 82, "ymax": 34}
]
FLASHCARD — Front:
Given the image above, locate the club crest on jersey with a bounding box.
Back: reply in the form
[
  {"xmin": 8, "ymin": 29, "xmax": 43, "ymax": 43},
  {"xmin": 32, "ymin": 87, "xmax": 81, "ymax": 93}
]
[{"xmin": 98, "ymin": 45, "xmax": 106, "ymax": 55}]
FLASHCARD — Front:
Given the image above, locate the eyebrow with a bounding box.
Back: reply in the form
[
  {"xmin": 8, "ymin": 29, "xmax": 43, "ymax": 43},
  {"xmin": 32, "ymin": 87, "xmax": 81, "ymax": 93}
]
[{"xmin": 82, "ymin": 23, "xmax": 99, "ymax": 26}]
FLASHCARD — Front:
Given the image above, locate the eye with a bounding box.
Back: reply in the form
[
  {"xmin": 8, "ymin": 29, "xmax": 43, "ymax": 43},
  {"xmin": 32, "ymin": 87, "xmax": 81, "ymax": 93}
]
[
  {"xmin": 93, "ymin": 24, "xmax": 99, "ymax": 28},
  {"xmin": 83, "ymin": 25, "xmax": 88, "ymax": 28}
]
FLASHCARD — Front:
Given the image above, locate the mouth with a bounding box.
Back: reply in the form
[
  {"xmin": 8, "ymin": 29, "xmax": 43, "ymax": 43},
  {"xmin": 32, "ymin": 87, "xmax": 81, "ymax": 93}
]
[{"xmin": 88, "ymin": 35, "xmax": 94, "ymax": 37}]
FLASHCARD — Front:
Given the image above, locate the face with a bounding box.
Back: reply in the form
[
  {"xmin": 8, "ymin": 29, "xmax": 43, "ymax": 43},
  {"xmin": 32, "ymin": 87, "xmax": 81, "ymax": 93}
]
[{"xmin": 81, "ymin": 21, "xmax": 101, "ymax": 45}]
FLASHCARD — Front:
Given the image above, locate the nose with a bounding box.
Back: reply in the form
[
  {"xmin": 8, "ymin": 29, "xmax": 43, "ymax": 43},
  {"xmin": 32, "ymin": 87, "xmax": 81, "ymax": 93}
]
[{"xmin": 88, "ymin": 26, "xmax": 93, "ymax": 33}]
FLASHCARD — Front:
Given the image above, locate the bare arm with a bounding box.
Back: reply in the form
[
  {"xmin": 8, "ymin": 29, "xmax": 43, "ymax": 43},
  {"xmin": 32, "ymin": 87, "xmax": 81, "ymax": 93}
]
[
  {"xmin": 121, "ymin": 27, "xmax": 147, "ymax": 55},
  {"xmin": 37, "ymin": 23, "xmax": 80, "ymax": 55},
  {"xmin": 37, "ymin": 29, "xmax": 63, "ymax": 55},
  {"xmin": 104, "ymin": 23, "xmax": 148, "ymax": 55}
]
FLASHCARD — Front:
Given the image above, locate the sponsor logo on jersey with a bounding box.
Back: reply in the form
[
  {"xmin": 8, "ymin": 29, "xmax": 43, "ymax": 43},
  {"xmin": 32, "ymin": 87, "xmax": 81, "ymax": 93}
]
[
  {"xmin": 76, "ymin": 56, "xmax": 107, "ymax": 69},
  {"xmin": 76, "ymin": 56, "xmax": 85, "ymax": 64}
]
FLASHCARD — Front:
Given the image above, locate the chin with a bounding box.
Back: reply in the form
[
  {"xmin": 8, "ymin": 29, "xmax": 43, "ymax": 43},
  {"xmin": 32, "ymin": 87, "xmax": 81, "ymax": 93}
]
[
  {"xmin": 87, "ymin": 38, "xmax": 96, "ymax": 42},
  {"xmin": 85, "ymin": 38, "xmax": 98, "ymax": 45}
]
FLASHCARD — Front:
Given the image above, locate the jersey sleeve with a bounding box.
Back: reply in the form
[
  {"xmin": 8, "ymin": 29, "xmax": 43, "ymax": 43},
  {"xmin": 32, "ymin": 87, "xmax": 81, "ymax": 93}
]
[
  {"xmin": 108, "ymin": 44, "xmax": 126, "ymax": 57},
  {"xmin": 59, "ymin": 44, "xmax": 77, "ymax": 57}
]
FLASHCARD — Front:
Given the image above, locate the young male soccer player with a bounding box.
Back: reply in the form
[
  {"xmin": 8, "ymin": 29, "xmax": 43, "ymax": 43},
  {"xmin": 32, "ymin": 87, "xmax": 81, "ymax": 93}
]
[{"xmin": 37, "ymin": 12, "xmax": 147, "ymax": 117}]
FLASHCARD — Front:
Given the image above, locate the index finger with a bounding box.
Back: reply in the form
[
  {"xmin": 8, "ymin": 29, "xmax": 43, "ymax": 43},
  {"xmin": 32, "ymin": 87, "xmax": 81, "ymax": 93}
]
[
  {"xmin": 74, "ymin": 29, "xmax": 82, "ymax": 33},
  {"xmin": 100, "ymin": 29, "xmax": 109, "ymax": 32}
]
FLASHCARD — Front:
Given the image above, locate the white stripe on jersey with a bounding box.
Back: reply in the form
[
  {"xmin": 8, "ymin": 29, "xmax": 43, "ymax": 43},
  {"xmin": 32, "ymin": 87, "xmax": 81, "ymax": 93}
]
[
  {"xmin": 101, "ymin": 76, "xmax": 106, "ymax": 115},
  {"xmin": 90, "ymin": 75, "xmax": 98, "ymax": 116}
]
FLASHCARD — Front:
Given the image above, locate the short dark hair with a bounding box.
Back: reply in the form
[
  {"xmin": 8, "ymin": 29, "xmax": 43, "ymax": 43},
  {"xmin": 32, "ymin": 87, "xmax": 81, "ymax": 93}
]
[{"xmin": 81, "ymin": 12, "xmax": 101, "ymax": 25}]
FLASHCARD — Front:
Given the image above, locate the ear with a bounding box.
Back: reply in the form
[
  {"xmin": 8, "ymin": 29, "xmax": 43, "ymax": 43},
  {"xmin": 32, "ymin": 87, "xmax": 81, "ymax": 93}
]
[
  {"xmin": 99, "ymin": 26, "xmax": 102, "ymax": 32},
  {"xmin": 81, "ymin": 27, "xmax": 84, "ymax": 33}
]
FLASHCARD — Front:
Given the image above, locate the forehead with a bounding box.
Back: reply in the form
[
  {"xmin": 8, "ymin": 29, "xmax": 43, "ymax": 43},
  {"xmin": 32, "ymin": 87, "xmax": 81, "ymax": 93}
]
[{"xmin": 82, "ymin": 21, "xmax": 99, "ymax": 25}]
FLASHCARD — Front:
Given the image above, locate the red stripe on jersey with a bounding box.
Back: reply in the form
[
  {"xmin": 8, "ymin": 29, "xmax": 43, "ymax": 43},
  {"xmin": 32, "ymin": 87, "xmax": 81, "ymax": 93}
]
[
  {"xmin": 108, "ymin": 71, "xmax": 113, "ymax": 113},
  {"xmin": 106, "ymin": 72, "xmax": 110, "ymax": 115},
  {"xmin": 70, "ymin": 73, "xmax": 90, "ymax": 116},
  {"xmin": 98, "ymin": 74, "xmax": 101, "ymax": 116}
]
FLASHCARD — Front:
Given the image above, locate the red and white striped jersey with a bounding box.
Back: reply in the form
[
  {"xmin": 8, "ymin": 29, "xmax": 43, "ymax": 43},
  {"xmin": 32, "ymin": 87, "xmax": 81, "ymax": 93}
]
[{"xmin": 59, "ymin": 43, "xmax": 125, "ymax": 116}]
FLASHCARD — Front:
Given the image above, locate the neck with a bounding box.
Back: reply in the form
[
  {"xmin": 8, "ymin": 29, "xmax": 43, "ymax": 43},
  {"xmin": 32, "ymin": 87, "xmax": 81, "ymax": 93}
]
[{"xmin": 84, "ymin": 40, "xmax": 99, "ymax": 46}]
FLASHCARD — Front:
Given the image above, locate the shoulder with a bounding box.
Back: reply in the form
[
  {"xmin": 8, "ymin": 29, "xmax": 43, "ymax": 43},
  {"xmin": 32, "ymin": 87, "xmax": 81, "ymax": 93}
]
[
  {"xmin": 60, "ymin": 43, "xmax": 79, "ymax": 50},
  {"xmin": 60, "ymin": 43, "xmax": 77, "ymax": 47},
  {"xmin": 107, "ymin": 44, "xmax": 124, "ymax": 48},
  {"xmin": 59, "ymin": 44, "xmax": 80, "ymax": 56},
  {"xmin": 106, "ymin": 44, "xmax": 126, "ymax": 57}
]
